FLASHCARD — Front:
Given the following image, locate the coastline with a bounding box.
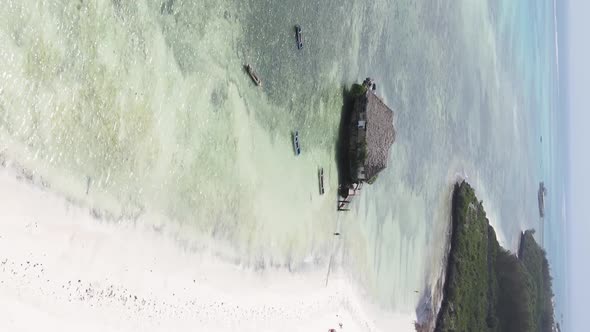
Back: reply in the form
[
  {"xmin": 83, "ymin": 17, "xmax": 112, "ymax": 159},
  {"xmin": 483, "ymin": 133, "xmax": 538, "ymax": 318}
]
[
  {"xmin": 416, "ymin": 225, "xmax": 453, "ymax": 332},
  {"xmin": 429, "ymin": 182, "xmax": 557, "ymax": 332},
  {"xmin": 414, "ymin": 185, "xmax": 455, "ymax": 332},
  {"xmin": 0, "ymin": 165, "xmax": 415, "ymax": 331}
]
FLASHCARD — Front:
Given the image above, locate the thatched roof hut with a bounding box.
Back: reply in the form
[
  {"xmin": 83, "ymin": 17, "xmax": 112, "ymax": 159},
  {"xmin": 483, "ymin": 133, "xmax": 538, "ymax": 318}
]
[
  {"xmin": 363, "ymin": 92, "xmax": 395, "ymax": 180},
  {"xmin": 350, "ymin": 88, "xmax": 395, "ymax": 182}
]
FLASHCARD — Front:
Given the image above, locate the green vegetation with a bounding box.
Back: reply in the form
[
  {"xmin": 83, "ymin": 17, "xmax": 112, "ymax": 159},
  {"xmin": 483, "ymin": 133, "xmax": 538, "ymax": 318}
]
[
  {"xmin": 350, "ymin": 140, "xmax": 367, "ymax": 183},
  {"xmin": 339, "ymin": 83, "xmax": 368, "ymax": 187},
  {"xmin": 519, "ymin": 229, "xmax": 556, "ymax": 332},
  {"xmin": 435, "ymin": 182, "xmax": 555, "ymax": 332},
  {"xmin": 357, "ymin": 140, "xmax": 367, "ymax": 163},
  {"xmin": 350, "ymin": 83, "xmax": 368, "ymax": 97}
]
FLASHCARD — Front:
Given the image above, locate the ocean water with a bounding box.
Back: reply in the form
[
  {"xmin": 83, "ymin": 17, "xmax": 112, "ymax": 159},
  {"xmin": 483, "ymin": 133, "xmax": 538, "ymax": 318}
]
[
  {"xmin": 496, "ymin": 0, "xmax": 568, "ymax": 325},
  {"xmin": 0, "ymin": 0, "xmax": 562, "ymax": 322}
]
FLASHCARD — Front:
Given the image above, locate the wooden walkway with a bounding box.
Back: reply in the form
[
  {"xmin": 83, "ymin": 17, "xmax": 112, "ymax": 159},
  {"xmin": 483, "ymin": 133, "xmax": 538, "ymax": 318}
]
[{"xmin": 337, "ymin": 183, "xmax": 362, "ymax": 211}]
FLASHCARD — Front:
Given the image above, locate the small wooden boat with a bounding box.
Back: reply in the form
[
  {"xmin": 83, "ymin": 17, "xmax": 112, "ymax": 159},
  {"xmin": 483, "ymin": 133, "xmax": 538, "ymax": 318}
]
[
  {"xmin": 295, "ymin": 25, "xmax": 303, "ymax": 49},
  {"xmin": 293, "ymin": 131, "xmax": 301, "ymax": 156},
  {"xmin": 245, "ymin": 64, "xmax": 262, "ymax": 86},
  {"xmin": 318, "ymin": 167, "xmax": 325, "ymax": 195},
  {"xmin": 538, "ymin": 181, "xmax": 546, "ymax": 218}
]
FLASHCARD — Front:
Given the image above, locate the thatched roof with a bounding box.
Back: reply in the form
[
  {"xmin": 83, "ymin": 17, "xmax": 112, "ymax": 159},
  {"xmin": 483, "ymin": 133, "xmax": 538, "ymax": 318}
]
[{"xmin": 361, "ymin": 91, "xmax": 395, "ymax": 180}]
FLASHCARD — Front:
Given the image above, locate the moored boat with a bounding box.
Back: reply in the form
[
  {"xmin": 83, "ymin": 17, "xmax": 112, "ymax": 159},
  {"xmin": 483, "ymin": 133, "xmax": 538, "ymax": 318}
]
[
  {"xmin": 293, "ymin": 131, "xmax": 301, "ymax": 156},
  {"xmin": 538, "ymin": 181, "xmax": 546, "ymax": 218},
  {"xmin": 295, "ymin": 25, "xmax": 303, "ymax": 49},
  {"xmin": 318, "ymin": 167, "xmax": 325, "ymax": 195},
  {"xmin": 244, "ymin": 64, "xmax": 262, "ymax": 86}
]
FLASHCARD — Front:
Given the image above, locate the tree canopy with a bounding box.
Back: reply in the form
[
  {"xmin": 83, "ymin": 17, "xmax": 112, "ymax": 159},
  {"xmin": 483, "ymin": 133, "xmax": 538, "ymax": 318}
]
[{"xmin": 435, "ymin": 182, "xmax": 555, "ymax": 332}]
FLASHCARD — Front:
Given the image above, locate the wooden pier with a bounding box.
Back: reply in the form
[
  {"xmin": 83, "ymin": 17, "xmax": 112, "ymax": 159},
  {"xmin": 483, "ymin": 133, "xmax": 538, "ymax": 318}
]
[{"xmin": 337, "ymin": 183, "xmax": 362, "ymax": 211}]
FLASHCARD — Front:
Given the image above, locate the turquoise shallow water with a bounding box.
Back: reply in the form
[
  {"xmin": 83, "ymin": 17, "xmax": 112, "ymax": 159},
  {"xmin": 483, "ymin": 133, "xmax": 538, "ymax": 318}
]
[
  {"xmin": 500, "ymin": 0, "xmax": 567, "ymax": 325},
  {"xmin": 495, "ymin": 0, "xmax": 568, "ymax": 324},
  {"xmin": 0, "ymin": 0, "xmax": 562, "ymax": 321}
]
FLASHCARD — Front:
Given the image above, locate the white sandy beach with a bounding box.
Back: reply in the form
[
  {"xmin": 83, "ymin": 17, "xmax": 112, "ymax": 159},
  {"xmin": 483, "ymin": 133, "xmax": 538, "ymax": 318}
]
[{"xmin": 0, "ymin": 167, "xmax": 414, "ymax": 331}]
